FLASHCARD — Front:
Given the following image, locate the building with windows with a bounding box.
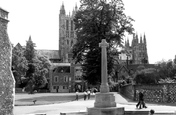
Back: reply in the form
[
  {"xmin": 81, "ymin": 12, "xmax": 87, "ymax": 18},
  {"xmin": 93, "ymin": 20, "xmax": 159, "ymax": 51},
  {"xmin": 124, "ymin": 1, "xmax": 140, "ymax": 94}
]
[
  {"xmin": 49, "ymin": 63, "xmax": 86, "ymax": 93},
  {"xmin": 50, "ymin": 63, "xmax": 72, "ymax": 93}
]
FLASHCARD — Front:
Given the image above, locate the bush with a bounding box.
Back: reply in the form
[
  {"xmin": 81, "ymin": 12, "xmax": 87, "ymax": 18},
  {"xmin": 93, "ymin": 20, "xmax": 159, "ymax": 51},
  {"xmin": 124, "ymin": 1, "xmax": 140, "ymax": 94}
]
[{"xmin": 134, "ymin": 68, "xmax": 159, "ymax": 84}]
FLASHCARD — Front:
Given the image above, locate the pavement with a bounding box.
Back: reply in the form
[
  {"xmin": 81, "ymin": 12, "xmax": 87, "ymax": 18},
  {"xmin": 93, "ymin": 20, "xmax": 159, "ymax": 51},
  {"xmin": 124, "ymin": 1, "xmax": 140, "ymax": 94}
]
[{"xmin": 14, "ymin": 92, "xmax": 176, "ymax": 115}]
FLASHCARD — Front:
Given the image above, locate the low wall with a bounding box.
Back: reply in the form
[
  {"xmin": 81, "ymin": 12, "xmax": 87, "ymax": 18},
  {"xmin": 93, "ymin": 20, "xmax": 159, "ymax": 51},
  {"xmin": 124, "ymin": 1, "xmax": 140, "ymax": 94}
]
[
  {"xmin": 120, "ymin": 83, "xmax": 176, "ymax": 103},
  {"xmin": 120, "ymin": 84, "xmax": 135, "ymax": 100}
]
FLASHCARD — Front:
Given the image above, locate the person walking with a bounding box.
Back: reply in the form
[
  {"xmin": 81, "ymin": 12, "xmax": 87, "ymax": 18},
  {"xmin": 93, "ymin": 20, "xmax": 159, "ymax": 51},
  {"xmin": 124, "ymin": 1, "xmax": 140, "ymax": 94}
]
[
  {"xmin": 84, "ymin": 90, "xmax": 87, "ymax": 100},
  {"xmin": 87, "ymin": 90, "xmax": 91, "ymax": 100},
  {"xmin": 75, "ymin": 90, "xmax": 79, "ymax": 101},
  {"xmin": 136, "ymin": 91, "xmax": 147, "ymax": 109}
]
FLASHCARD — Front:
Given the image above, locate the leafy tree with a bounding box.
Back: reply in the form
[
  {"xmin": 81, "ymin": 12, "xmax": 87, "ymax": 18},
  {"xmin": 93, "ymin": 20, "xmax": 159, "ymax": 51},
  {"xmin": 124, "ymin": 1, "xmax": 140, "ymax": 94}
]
[
  {"xmin": 157, "ymin": 59, "xmax": 176, "ymax": 79},
  {"xmin": 24, "ymin": 36, "xmax": 51, "ymax": 92},
  {"xmin": 134, "ymin": 68, "xmax": 159, "ymax": 84},
  {"xmin": 12, "ymin": 43, "xmax": 28, "ymax": 87},
  {"xmin": 33, "ymin": 54, "xmax": 51, "ymax": 89},
  {"xmin": 72, "ymin": 0, "xmax": 134, "ymax": 85}
]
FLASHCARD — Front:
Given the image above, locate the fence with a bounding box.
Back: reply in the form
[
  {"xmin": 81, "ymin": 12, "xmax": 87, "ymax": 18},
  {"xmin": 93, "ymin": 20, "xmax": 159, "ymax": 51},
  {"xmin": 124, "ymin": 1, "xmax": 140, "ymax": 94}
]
[{"xmin": 120, "ymin": 83, "xmax": 176, "ymax": 103}]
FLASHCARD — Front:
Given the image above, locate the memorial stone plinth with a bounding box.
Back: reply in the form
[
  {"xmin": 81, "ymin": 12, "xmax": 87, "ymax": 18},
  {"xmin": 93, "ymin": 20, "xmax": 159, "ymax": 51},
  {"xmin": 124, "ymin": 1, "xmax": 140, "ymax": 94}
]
[
  {"xmin": 0, "ymin": 7, "xmax": 15, "ymax": 115},
  {"xmin": 87, "ymin": 39, "xmax": 124, "ymax": 115}
]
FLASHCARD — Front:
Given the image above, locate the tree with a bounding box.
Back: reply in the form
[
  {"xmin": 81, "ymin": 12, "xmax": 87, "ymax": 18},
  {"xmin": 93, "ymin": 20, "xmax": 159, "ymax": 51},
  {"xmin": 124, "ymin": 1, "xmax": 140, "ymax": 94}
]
[
  {"xmin": 157, "ymin": 59, "xmax": 176, "ymax": 79},
  {"xmin": 134, "ymin": 68, "xmax": 159, "ymax": 84},
  {"xmin": 33, "ymin": 54, "xmax": 51, "ymax": 89},
  {"xmin": 12, "ymin": 43, "xmax": 28, "ymax": 87},
  {"xmin": 24, "ymin": 36, "xmax": 37, "ymax": 93},
  {"xmin": 72, "ymin": 0, "xmax": 134, "ymax": 85},
  {"xmin": 25, "ymin": 36, "xmax": 36, "ymax": 78},
  {"xmin": 24, "ymin": 36, "xmax": 51, "ymax": 92}
]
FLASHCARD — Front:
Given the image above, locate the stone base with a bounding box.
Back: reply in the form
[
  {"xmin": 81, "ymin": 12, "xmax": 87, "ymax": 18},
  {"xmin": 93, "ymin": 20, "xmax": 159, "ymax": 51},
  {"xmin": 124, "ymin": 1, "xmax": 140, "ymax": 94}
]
[
  {"xmin": 94, "ymin": 93, "xmax": 116, "ymax": 108},
  {"xmin": 87, "ymin": 107, "xmax": 124, "ymax": 115}
]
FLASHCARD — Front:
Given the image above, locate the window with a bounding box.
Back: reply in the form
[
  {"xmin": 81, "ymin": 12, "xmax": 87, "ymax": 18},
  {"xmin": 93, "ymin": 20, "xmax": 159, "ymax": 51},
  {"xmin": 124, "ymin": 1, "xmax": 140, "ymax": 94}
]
[
  {"xmin": 54, "ymin": 76, "xmax": 58, "ymax": 82},
  {"xmin": 71, "ymin": 20, "xmax": 73, "ymax": 30},
  {"xmin": 66, "ymin": 20, "xmax": 69, "ymax": 30},
  {"xmin": 53, "ymin": 86, "xmax": 56, "ymax": 89},
  {"xmin": 64, "ymin": 76, "xmax": 68, "ymax": 82},
  {"xmin": 69, "ymin": 77, "xmax": 71, "ymax": 82},
  {"xmin": 63, "ymin": 86, "xmax": 68, "ymax": 89},
  {"xmin": 67, "ymin": 40, "xmax": 69, "ymax": 45}
]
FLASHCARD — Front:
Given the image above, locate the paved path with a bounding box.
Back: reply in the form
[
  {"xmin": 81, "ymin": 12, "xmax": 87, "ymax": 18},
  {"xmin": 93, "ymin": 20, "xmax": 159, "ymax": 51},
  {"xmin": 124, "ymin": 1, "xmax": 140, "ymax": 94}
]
[{"xmin": 14, "ymin": 92, "xmax": 176, "ymax": 115}]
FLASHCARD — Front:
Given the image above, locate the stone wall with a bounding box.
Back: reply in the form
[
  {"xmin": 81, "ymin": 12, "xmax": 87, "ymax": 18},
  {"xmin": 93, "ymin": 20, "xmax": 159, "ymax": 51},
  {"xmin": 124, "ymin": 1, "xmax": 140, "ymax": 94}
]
[
  {"xmin": 0, "ymin": 10, "xmax": 15, "ymax": 115},
  {"xmin": 120, "ymin": 83, "xmax": 176, "ymax": 104},
  {"xmin": 120, "ymin": 84, "xmax": 135, "ymax": 100}
]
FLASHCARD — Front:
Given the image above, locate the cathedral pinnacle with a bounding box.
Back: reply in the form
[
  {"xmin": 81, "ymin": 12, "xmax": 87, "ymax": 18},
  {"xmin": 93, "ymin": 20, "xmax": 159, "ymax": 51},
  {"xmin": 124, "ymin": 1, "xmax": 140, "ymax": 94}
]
[
  {"xmin": 75, "ymin": 3, "xmax": 78, "ymax": 11},
  {"xmin": 60, "ymin": 2, "xmax": 65, "ymax": 15}
]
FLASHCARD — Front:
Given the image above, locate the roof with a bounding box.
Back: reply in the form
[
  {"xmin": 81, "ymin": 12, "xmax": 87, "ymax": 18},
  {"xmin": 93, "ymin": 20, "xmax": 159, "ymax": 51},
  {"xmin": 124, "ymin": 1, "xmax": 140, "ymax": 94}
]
[
  {"xmin": 0, "ymin": 7, "xmax": 9, "ymax": 13},
  {"xmin": 37, "ymin": 50, "xmax": 60, "ymax": 59}
]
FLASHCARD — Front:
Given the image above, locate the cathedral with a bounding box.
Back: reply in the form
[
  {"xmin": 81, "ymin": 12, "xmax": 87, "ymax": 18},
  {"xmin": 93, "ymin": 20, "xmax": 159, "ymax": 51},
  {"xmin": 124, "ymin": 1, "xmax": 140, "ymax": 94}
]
[
  {"xmin": 59, "ymin": 3, "xmax": 77, "ymax": 63},
  {"xmin": 119, "ymin": 33, "xmax": 149, "ymax": 65}
]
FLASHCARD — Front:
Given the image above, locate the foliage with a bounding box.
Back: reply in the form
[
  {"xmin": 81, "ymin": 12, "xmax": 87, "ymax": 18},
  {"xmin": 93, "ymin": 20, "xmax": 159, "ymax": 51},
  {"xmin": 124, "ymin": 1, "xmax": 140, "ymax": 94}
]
[
  {"xmin": 159, "ymin": 78, "xmax": 176, "ymax": 83},
  {"xmin": 12, "ymin": 43, "xmax": 28, "ymax": 87},
  {"xmin": 134, "ymin": 68, "xmax": 160, "ymax": 84},
  {"xmin": 25, "ymin": 36, "xmax": 36, "ymax": 78},
  {"xmin": 12, "ymin": 36, "xmax": 51, "ymax": 92},
  {"xmin": 72, "ymin": 0, "xmax": 134, "ymax": 85},
  {"xmin": 32, "ymin": 55, "xmax": 51, "ymax": 89},
  {"xmin": 157, "ymin": 59, "xmax": 176, "ymax": 79}
]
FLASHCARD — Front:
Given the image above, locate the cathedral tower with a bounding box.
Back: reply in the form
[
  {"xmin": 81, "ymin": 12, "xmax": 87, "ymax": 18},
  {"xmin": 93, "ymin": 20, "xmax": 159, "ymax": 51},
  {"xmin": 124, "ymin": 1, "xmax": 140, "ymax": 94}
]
[
  {"xmin": 131, "ymin": 33, "xmax": 149, "ymax": 64},
  {"xmin": 59, "ymin": 3, "xmax": 77, "ymax": 63}
]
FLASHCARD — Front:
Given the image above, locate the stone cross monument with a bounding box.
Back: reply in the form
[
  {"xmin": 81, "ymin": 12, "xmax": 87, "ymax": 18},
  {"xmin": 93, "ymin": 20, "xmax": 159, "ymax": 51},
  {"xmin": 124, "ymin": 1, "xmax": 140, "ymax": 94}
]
[
  {"xmin": 99, "ymin": 39, "xmax": 109, "ymax": 93},
  {"xmin": 0, "ymin": 7, "xmax": 15, "ymax": 115},
  {"xmin": 87, "ymin": 39, "xmax": 124, "ymax": 115}
]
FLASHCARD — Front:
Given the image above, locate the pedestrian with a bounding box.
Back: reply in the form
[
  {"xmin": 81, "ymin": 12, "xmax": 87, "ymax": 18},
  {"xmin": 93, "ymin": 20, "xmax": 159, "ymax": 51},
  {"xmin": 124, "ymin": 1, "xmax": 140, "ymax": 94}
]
[
  {"xmin": 84, "ymin": 90, "xmax": 87, "ymax": 100},
  {"xmin": 136, "ymin": 91, "xmax": 147, "ymax": 109},
  {"xmin": 87, "ymin": 90, "xmax": 91, "ymax": 100},
  {"xmin": 76, "ymin": 90, "xmax": 79, "ymax": 101}
]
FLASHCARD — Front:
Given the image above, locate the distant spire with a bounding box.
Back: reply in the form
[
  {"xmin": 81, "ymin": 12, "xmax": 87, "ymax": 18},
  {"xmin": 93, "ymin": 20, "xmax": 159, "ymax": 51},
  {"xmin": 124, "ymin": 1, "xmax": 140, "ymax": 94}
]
[
  {"xmin": 132, "ymin": 33, "xmax": 135, "ymax": 47},
  {"xmin": 143, "ymin": 33, "xmax": 146, "ymax": 44},
  {"xmin": 29, "ymin": 35, "xmax": 32, "ymax": 41},
  {"xmin": 135, "ymin": 33, "xmax": 138, "ymax": 44},
  {"xmin": 60, "ymin": 2, "xmax": 65, "ymax": 15},
  {"xmin": 140, "ymin": 34, "xmax": 142, "ymax": 44},
  {"xmin": 75, "ymin": 3, "xmax": 78, "ymax": 11}
]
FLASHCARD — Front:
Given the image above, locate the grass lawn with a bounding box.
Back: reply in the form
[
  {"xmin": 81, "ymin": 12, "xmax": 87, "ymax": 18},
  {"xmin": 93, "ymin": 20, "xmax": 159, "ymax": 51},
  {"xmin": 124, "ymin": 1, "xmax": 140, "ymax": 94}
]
[{"xmin": 15, "ymin": 93, "xmax": 95, "ymax": 106}]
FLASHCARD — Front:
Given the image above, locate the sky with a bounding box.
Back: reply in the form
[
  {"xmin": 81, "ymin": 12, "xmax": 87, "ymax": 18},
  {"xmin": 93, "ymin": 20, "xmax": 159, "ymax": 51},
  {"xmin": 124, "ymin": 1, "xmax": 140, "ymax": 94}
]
[{"xmin": 1, "ymin": 0, "xmax": 176, "ymax": 64}]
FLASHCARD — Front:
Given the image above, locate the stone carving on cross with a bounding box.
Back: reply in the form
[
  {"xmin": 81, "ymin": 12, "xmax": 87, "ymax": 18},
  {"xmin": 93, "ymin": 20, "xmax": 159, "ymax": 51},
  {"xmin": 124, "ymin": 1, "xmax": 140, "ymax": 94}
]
[{"xmin": 99, "ymin": 39, "xmax": 109, "ymax": 48}]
